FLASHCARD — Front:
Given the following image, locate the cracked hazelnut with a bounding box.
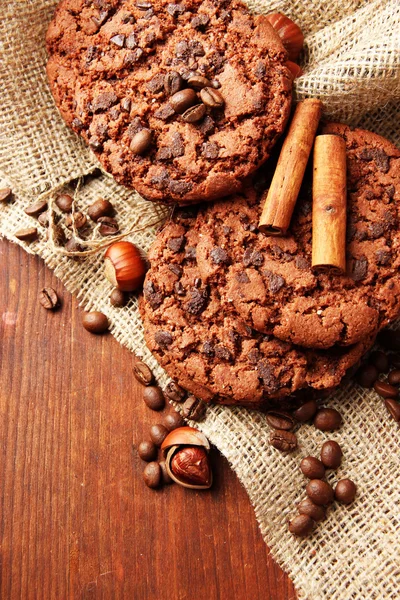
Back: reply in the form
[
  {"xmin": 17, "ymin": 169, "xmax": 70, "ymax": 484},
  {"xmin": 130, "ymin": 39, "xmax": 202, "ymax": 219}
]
[{"xmin": 161, "ymin": 426, "xmax": 212, "ymax": 490}]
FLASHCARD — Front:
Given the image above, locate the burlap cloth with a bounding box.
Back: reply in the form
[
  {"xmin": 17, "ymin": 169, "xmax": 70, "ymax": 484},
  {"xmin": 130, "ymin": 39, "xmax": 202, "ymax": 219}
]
[{"xmin": 1, "ymin": 1, "xmax": 400, "ymax": 598}]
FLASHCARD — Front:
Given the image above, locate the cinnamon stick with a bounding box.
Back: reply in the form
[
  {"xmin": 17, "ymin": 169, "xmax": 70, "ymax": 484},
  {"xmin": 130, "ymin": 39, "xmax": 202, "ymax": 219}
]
[
  {"xmin": 259, "ymin": 98, "xmax": 323, "ymax": 235},
  {"xmin": 312, "ymin": 134, "xmax": 347, "ymax": 274}
]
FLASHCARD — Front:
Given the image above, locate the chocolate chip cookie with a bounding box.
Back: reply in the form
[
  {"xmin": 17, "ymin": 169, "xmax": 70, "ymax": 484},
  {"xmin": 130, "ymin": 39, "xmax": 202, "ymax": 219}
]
[
  {"xmin": 195, "ymin": 125, "xmax": 400, "ymax": 349},
  {"xmin": 46, "ymin": 0, "xmax": 292, "ymax": 204},
  {"xmin": 140, "ymin": 207, "xmax": 374, "ymax": 407}
]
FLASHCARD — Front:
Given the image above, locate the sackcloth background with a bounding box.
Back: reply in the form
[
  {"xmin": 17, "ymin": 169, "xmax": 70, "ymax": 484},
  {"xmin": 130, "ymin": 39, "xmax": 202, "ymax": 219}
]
[{"xmin": 1, "ymin": 1, "xmax": 400, "ymax": 598}]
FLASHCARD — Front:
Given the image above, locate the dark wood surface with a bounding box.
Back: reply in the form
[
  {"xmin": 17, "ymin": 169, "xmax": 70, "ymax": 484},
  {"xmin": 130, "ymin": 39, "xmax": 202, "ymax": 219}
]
[{"xmin": 0, "ymin": 240, "xmax": 297, "ymax": 600}]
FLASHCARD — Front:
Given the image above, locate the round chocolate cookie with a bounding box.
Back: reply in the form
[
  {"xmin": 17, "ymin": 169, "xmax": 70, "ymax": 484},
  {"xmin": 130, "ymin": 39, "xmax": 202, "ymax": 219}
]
[
  {"xmin": 46, "ymin": 0, "xmax": 292, "ymax": 204},
  {"xmin": 195, "ymin": 124, "xmax": 400, "ymax": 349},
  {"xmin": 140, "ymin": 208, "xmax": 374, "ymax": 407}
]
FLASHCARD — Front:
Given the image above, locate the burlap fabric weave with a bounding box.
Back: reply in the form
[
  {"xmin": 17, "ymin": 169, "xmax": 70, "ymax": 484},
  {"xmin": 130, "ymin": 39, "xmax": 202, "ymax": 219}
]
[{"xmin": 1, "ymin": 1, "xmax": 400, "ymax": 598}]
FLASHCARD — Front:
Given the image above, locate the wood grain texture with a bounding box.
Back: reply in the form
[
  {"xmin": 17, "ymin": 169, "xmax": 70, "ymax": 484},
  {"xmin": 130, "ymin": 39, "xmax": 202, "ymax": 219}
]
[{"xmin": 0, "ymin": 240, "xmax": 297, "ymax": 600}]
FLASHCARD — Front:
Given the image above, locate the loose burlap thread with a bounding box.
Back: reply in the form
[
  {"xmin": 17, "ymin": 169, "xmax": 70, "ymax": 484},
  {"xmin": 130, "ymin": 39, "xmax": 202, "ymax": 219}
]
[{"xmin": 1, "ymin": 1, "xmax": 400, "ymax": 598}]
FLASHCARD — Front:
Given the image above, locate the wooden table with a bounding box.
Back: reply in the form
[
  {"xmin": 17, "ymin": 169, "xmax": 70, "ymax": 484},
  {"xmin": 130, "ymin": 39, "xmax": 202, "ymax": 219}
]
[{"xmin": 0, "ymin": 240, "xmax": 296, "ymax": 599}]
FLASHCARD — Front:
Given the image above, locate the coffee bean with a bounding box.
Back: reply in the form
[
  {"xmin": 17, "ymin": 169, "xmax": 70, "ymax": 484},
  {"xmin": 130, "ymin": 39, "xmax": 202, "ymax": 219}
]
[
  {"xmin": 378, "ymin": 329, "xmax": 400, "ymax": 352},
  {"xmin": 334, "ymin": 479, "xmax": 357, "ymax": 504},
  {"xmin": 187, "ymin": 74, "xmax": 211, "ymax": 90},
  {"xmin": 297, "ymin": 498, "xmax": 326, "ymax": 522},
  {"xmin": 181, "ymin": 395, "xmax": 206, "ymax": 421},
  {"xmin": 138, "ymin": 440, "xmax": 158, "ymax": 461},
  {"xmin": 131, "ymin": 129, "xmax": 152, "ymax": 155},
  {"xmin": 87, "ymin": 198, "xmax": 114, "ymax": 222},
  {"xmin": 110, "ymin": 288, "xmax": 127, "ymax": 308},
  {"xmin": 164, "ymin": 71, "xmax": 183, "ymax": 96},
  {"xmin": 65, "ymin": 212, "xmax": 87, "ymax": 230},
  {"xmin": 82, "ymin": 311, "xmax": 109, "ymax": 334},
  {"xmin": 369, "ymin": 350, "xmax": 389, "ymax": 373},
  {"xmin": 15, "ymin": 227, "xmax": 38, "ymax": 242},
  {"xmin": 0, "ymin": 187, "xmax": 12, "ymax": 202},
  {"xmin": 159, "ymin": 460, "xmax": 173, "ymax": 484},
  {"xmin": 143, "ymin": 461, "xmax": 161, "ymax": 489},
  {"xmin": 38, "ymin": 211, "xmax": 51, "ymax": 227},
  {"xmin": 200, "ymin": 87, "xmax": 224, "ymax": 108},
  {"xmin": 265, "ymin": 410, "xmax": 295, "ymax": 431},
  {"xmin": 143, "ymin": 386, "xmax": 165, "ymax": 411},
  {"xmin": 149, "ymin": 424, "xmax": 169, "ymax": 446},
  {"xmin": 288, "ymin": 514, "xmax": 314, "ymax": 537},
  {"xmin": 182, "ymin": 103, "xmax": 206, "ymax": 123},
  {"xmin": 388, "ymin": 369, "xmax": 400, "ymax": 386},
  {"xmin": 320, "ymin": 440, "xmax": 342, "ymax": 469},
  {"xmin": 356, "ymin": 363, "xmax": 379, "ymax": 388},
  {"xmin": 65, "ymin": 237, "xmax": 84, "ymax": 254},
  {"xmin": 389, "ymin": 354, "xmax": 400, "ymax": 369},
  {"xmin": 300, "ymin": 456, "xmax": 325, "ymax": 479},
  {"xmin": 98, "ymin": 216, "xmax": 119, "ymax": 236},
  {"xmin": 269, "ymin": 430, "xmax": 297, "ymax": 452},
  {"xmin": 39, "ymin": 287, "xmax": 59, "ymax": 310},
  {"xmin": 306, "ymin": 479, "xmax": 334, "ymax": 506},
  {"xmin": 313, "ymin": 408, "xmax": 342, "ymax": 431},
  {"xmin": 24, "ymin": 199, "xmax": 48, "ymax": 218},
  {"xmin": 374, "ymin": 380, "xmax": 398, "ymax": 399},
  {"xmin": 384, "ymin": 398, "xmax": 400, "ymax": 423},
  {"xmin": 132, "ymin": 360, "xmax": 154, "ymax": 386},
  {"xmin": 164, "ymin": 381, "xmax": 186, "ymax": 403},
  {"xmin": 170, "ymin": 88, "xmax": 197, "ymax": 114},
  {"xmin": 55, "ymin": 193, "xmax": 73, "ymax": 213},
  {"xmin": 163, "ymin": 410, "xmax": 184, "ymax": 431},
  {"xmin": 293, "ymin": 399, "xmax": 318, "ymax": 422}
]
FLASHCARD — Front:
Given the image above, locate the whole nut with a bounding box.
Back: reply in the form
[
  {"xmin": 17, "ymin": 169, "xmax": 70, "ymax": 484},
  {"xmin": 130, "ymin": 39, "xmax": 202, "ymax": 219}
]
[
  {"xmin": 265, "ymin": 410, "xmax": 295, "ymax": 431},
  {"xmin": 297, "ymin": 498, "xmax": 326, "ymax": 522},
  {"xmin": 199, "ymin": 87, "xmax": 224, "ymax": 108},
  {"xmin": 137, "ymin": 440, "xmax": 158, "ymax": 462},
  {"xmin": 55, "ymin": 193, "xmax": 73, "ymax": 213},
  {"xmin": 150, "ymin": 424, "xmax": 169, "ymax": 447},
  {"xmin": 320, "ymin": 440, "xmax": 343, "ymax": 468},
  {"xmin": 288, "ymin": 514, "xmax": 314, "ymax": 537},
  {"xmin": 39, "ymin": 287, "xmax": 59, "ymax": 310},
  {"xmin": 182, "ymin": 396, "xmax": 206, "ymax": 421},
  {"xmin": 306, "ymin": 479, "xmax": 334, "ymax": 506},
  {"xmin": 87, "ymin": 198, "xmax": 114, "ymax": 222},
  {"xmin": 334, "ymin": 479, "xmax": 357, "ymax": 504},
  {"xmin": 131, "ymin": 129, "xmax": 152, "ymax": 155},
  {"xmin": 170, "ymin": 88, "xmax": 197, "ymax": 114},
  {"xmin": 164, "ymin": 381, "xmax": 186, "ymax": 403},
  {"xmin": 143, "ymin": 386, "xmax": 165, "ymax": 411},
  {"xmin": 82, "ymin": 311, "xmax": 109, "ymax": 334},
  {"xmin": 163, "ymin": 411, "xmax": 184, "ymax": 431},
  {"xmin": 269, "ymin": 429, "xmax": 297, "ymax": 452},
  {"xmin": 300, "ymin": 456, "xmax": 325, "ymax": 479},
  {"xmin": 143, "ymin": 461, "xmax": 161, "ymax": 489},
  {"xmin": 313, "ymin": 408, "xmax": 342, "ymax": 431},
  {"xmin": 132, "ymin": 360, "xmax": 154, "ymax": 386},
  {"xmin": 110, "ymin": 288, "xmax": 127, "ymax": 308},
  {"xmin": 170, "ymin": 446, "xmax": 211, "ymax": 488},
  {"xmin": 292, "ymin": 399, "xmax": 318, "ymax": 422}
]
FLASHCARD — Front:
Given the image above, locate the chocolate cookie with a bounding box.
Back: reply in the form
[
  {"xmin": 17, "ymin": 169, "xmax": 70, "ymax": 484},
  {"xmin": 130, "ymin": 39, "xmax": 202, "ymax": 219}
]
[
  {"xmin": 195, "ymin": 125, "xmax": 400, "ymax": 349},
  {"xmin": 140, "ymin": 208, "xmax": 374, "ymax": 407},
  {"xmin": 46, "ymin": 0, "xmax": 292, "ymax": 204}
]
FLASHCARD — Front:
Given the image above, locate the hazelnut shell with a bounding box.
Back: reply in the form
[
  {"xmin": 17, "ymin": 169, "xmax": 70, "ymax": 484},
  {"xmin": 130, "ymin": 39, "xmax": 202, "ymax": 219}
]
[{"xmin": 161, "ymin": 426, "xmax": 210, "ymax": 453}]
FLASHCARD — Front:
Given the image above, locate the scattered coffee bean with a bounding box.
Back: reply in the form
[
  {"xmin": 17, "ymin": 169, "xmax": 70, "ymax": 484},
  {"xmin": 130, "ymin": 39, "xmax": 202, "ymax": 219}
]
[
  {"xmin": 313, "ymin": 408, "xmax": 342, "ymax": 431},
  {"xmin": 38, "ymin": 211, "xmax": 51, "ymax": 227},
  {"xmin": 87, "ymin": 198, "xmax": 114, "ymax": 222},
  {"xmin": 269, "ymin": 429, "xmax": 297, "ymax": 452},
  {"xmin": 369, "ymin": 350, "xmax": 389, "ymax": 373},
  {"xmin": 170, "ymin": 88, "xmax": 197, "ymax": 114},
  {"xmin": 320, "ymin": 440, "xmax": 343, "ymax": 469},
  {"xmin": 378, "ymin": 329, "xmax": 400, "ymax": 352},
  {"xmin": 163, "ymin": 410, "xmax": 184, "ymax": 431},
  {"xmin": 143, "ymin": 386, "xmax": 165, "ymax": 411},
  {"xmin": 15, "ymin": 227, "xmax": 38, "ymax": 242},
  {"xmin": 373, "ymin": 379, "xmax": 398, "ymax": 399},
  {"xmin": 132, "ymin": 360, "xmax": 154, "ymax": 386},
  {"xmin": 55, "ymin": 193, "xmax": 73, "ymax": 213},
  {"xmin": 65, "ymin": 212, "xmax": 87, "ymax": 230},
  {"xmin": 131, "ymin": 129, "xmax": 152, "ymax": 155},
  {"xmin": 149, "ymin": 424, "xmax": 169, "ymax": 447},
  {"xmin": 300, "ymin": 456, "xmax": 326, "ymax": 479},
  {"xmin": 143, "ymin": 461, "xmax": 161, "ymax": 489},
  {"xmin": 182, "ymin": 103, "xmax": 206, "ymax": 123},
  {"xmin": 82, "ymin": 311, "xmax": 109, "ymax": 334},
  {"xmin": 334, "ymin": 479, "xmax": 356, "ymax": 504},
  {"xmin": 389, "ymin": 354, "xmax": 400, "ymax": 369},
  {"xmin": 65, "ymin": 237, "xmax": 84, "ymax": 254},
  {"xmin": 181, "ymin": 395, "xmax": 206, "ymax": 421},
  {"xmin": 297, "ymin": 498, "xmax": 326, "ymax": 522},
  {"xmin": 98, "ymin": 216, "xmax": 119, "ymax": 236},
  {"xmin": 356, "ymin": 363, "xmax": 379, "ymax": 388},
  {"xmin": 265, "ymin": 410, "xmax": 295, "ymax": 431},
  {"xmin": 187, "ymin": 74, "xmax": 211, "ymax": 90},
  {"xmin": 288, "ymin": 514, "xmax": 314, "ymax": 537},
  {"xmin": 293, "ymin": 399, "xmax": 318, "ymax": 422},
  {"xmin": 24, "ymin": 199, "xmax": 48, "ymax": 218},
  {"xmin": 306, "ymin": 479, "xmax": 334, "ymax": 506},
  {"xmin": 110, "ymin": 288, "xmax": 127, "ymax": 308},
  {"xmin": 164, "ymin": 71, "xmax": 183, "ymax": 95},
  {"xmin": 388, "ymin": 369, "xmax": 400, "ymax": 386},
  {"xmin": 164, "ymin": 381, "xmax": 186, "ymax": 403},
  {"xmin": 0, "ymin": 187, "xmax": 12, "ymax": 202},
  {"xmin": 39, "ymin": 287, "xmax": 59, "ymax": 310},
  {"xmin": 138, "ymin": 440, "xmax": 158, "ymax": 462},
  {"xmin": 384, "ymin": 398, "xmax": 400, "ymax": 423},
  {"xmin": 199, "ymin": 87, "xmax": 224, "ymax": 108},
  {"xmin": 159, "ymin": 460, "xmax": 173, "ymax": 485}
]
